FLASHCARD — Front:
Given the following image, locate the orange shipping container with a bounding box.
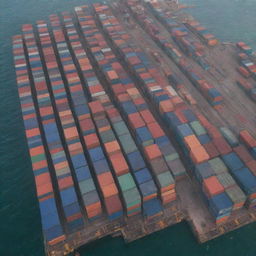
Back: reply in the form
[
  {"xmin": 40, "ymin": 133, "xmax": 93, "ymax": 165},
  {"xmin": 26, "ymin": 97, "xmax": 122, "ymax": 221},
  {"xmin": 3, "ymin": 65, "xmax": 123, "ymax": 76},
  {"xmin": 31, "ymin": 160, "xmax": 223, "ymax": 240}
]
[
  {"xmin": 98, "ymin": 172, "xmax": 114, "ymax": 187},
  {"xmin": 101, "ymin": 183, "xmax": 118, "ymax": 198},
  {"xmin": 247, "ymin": 160, "xmax": 256, "ymax": 176},
  {"xmin": 240, "ymin": 130, "xmax": 256, "ymax": 148},
  {"xmin": 104, "ymin": 140, "xmax": 120, "ymax": 155},
  {"xmin": 144, "ymin": 144, "xmax": 162, "ymax": 160},
  {"xmin": 203, "ymin": 176, "xmax": 224, "ymax": 197},
  {"xmin": 159, "ymin": 100, "xmax": 174, "ymax": 113},
  {"xmin": 190, "ymin": 146, "xmax": 209, "ymax": 164},
  {"xmin": 184, "ymin": 135, "xmax": 201, "ymax": 151},
  {"xmin": 110, "ymin": 152, "xmax": 129, "ymax": 176},
  {"xmin": 84, "ymin": 133, "xmax": 100, "ymax": 149}
]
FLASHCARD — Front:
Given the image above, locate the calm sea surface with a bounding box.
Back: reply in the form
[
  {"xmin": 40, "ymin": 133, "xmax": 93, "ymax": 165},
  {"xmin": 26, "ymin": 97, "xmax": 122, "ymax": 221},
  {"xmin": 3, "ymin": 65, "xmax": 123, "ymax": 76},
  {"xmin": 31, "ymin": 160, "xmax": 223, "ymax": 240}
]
[{"xmin": 1, "ymin": 0, "xmax": 256, "ymax": 255}]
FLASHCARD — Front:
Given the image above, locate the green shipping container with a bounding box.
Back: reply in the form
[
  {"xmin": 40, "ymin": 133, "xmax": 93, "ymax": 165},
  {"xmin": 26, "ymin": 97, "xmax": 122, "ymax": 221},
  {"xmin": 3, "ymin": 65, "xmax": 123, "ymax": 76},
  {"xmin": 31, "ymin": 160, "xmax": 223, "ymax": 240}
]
[
  {"xmin": 113, "ymin": 121, "xmax": 129, "ymax": 136},
  {"xmin": 156, "ymin": 171, "xmax": 174, "ymax": 188},
  {"xmin": 100, "ymin": 130, "xmax": 116, "ymax": 143},
  {"xmin": 226, "ymin": 185, "xmax": 246, "ymax": 206},
  {"xmin": 123, "ymin": 187, "xmax": 141, "ymax": 208},
  {"xmin": 164, "ymin": 152, "xmax": 179, "ymax": 162},
  {"xmin": 217, "ymin": 172, "xmax": 236, "ymax": 188},
  {"xmin": 220, "ymin": 127, "xmax": 239, "ymax": 147},
  {"xmin": 118, "ymin": 173, "xmax": 136, "ymax": 191},
  {"xmin": 31, "ymin": 153, "xmax": 46, "ymax": 163},
  {"xmin": 79, "ymin": 178, "xmax": 96, "ymax": 194},
  {"xmin": 208, "ymin": 157, "xmax": 228, "ymax": 175},
  {"xmin": 190, "ymin": 121, "xmax": 207, "ymax": 136},
  {"xmin": 119, "ymin": 134, "xmax": 137, "ymax": 154}
]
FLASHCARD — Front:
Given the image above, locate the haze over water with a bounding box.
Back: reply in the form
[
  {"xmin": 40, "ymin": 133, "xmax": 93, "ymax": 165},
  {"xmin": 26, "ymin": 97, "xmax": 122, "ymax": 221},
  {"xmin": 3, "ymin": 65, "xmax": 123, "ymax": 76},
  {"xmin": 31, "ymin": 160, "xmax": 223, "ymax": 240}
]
[{"xmin": 1, "ymin": 0, "xmax": 256, "ymax": 255}]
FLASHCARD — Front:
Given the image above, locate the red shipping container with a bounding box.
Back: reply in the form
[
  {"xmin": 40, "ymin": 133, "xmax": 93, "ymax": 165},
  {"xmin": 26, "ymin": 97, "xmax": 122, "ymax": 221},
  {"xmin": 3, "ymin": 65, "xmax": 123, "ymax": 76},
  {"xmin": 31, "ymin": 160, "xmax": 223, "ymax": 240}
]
[
  {"xmin": 104, "ymin": 194, "xmax": 122, "ymax": 215},
  {"xmin": 144, "ymin": 144, "xmax": 162, "ymax": 160},
  {"xmin": 240, "ymin": 130, "xmax": 256, "ymax": 148},
  {"xmin": 247, "ymin": 160, "xmax": 256, "ymax": 176},
  {"xmin": 213, "ymin": 137, "xmax": 232, "ymax": 155},
  {"xmin": 204, "ymin": 142, "xmax": 219, "ymax": 158},
  {"xmin": 233, "ymin": 145, "xmax": 253, "ymax": 164},
  {"xmin": 89, "ymin": 101, "xmax": 104, "ymax": 115},
  {"xmin": 147, "ymin": 122, "xmax": 165, "ymax": 139},
  {"xmin": 110, "ymin": 152, "xmax": 129, "ymax": 176},
  {"xmin": 84, "ymin": 133, "xmax": 100, "ymax": 149},
  {"xmin": 139, "ymin": 109, "xmax": 155, "ymax": 124},
  {"xmin": 203, "ymin": 176, "xmax": 224, "ymax": 197},
  {"xmin": 128, "ymin": 112, "xmax": 146, "ymax": 129}
]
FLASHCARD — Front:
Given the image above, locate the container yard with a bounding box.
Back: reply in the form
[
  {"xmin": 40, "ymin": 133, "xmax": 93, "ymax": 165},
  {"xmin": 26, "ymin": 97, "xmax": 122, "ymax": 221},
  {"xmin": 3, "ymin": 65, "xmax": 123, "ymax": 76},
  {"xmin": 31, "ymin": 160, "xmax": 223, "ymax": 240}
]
[{"xmin": 13, "ymin": 0, "xmax": 256, "ymax": 255}]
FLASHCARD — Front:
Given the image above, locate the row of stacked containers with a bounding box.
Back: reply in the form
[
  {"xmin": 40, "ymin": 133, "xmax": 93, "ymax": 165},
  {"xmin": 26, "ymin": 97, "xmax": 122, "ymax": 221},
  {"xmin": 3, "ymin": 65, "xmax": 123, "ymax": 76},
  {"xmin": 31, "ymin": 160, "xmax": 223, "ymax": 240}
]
[
  {"xmin": 22, "ymin": 23, "xmax": 88, "ymax": 236},
  {"xmin": 235, "ymin": 42, "xmax": 256, "ymax": 100},
  {"xmin": 125, "ymin": 0, "xmax": 223, "ymax": 108},
  {"xmin": 72, "ymin": 7, "xmax": 180, "ymax": 210},
  {"xmin": 90, "ymin": 3, "xmax": 256, "ymax": 223},
  {"xmin": 133, "ymin": 0, "xmax": 210, "ymax": 71},
  {"xmin": 50, "ymin": 12, "xmax": 166, "ymax": 217},
  {"xmin": 13, "ymin": 5, "xmax": 191, "ymax": 246},
  {"xmin": 13, "ymin": 35, "xmax": 65, "ymax": 244}
]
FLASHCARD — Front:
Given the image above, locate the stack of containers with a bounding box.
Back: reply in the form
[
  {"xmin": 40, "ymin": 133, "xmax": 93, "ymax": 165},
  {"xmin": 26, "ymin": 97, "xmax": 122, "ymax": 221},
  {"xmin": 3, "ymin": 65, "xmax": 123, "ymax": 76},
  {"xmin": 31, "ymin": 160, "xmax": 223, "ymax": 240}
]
[
  {"xmin": 181, "ymin": 67, "xmax": 223, "ymax": 108},
  {"xmin": 105, "ymin": 106, "xmax": 165, "ymax": 216},
  {"xmin": 133, "ymin": 0, "xmax": 210, "ymax": 70},
  {"xmin": 88, "ymin": 101, "xmax": 143, "ymax": 217},
  {"xmin": 237, "ymin": 66, "xmax": 250, "ymax": 78},
  {"xmin": 90, "ymin": 4, "xmax": 256, "ymax": 223},
  {"xmin": 236, "ymin": 42, "xmax": 253, "ymax": 55},
  {"xmin": 145, "ymin": 1, "xmax": 179, "ymax": 30},
  {"xmin": 22, "ymin": 24, "xmax": 84, "ymax": 233},
  {"xmin": 51, "ymin": 13, "xmax": 163, "ymax": 218},
  {"xmin": 239, "ymin": 130, "xmax": 256, "ymax": 161},
  {"xmin": 46, "ymin": 16, "xmax": 103, "ymax": 220},
  {"xmin": 145, "ymin": 1, "xmax": 218, "ymax": 46},
  {"xmin": 61, "ymin": 11, "xmax": 166, "ymax": 216},
  {"xmin": 236, "ymin": 79, "xmax": 256, "ymax": 102},
  {"xmin": 183, "ymin": 20, "xmax": 218, "ymax": 46},
  {"xmin": 60, "ymin": 14, "xmax": 106, "ymax": 100},
  {"xmin": 81, "ymin": 110, "xmax": 124, "ymax": 220},
  {"xmin": 126, "ymin": 0, "xmax": 183, "ymax": 65},
  {"xmin": 171, "ymin": 33, "xmax": 210, "ymax": 70},
  {"xmin": 236, "ymin": 45, "xmax": 256, "ymax": 80},
  {"xmin": 125, "ymin": 0, "xmax": 221, "ymax": 107},
  {"xmin": 221, "ymin": 151, "xmax": 256, "ymax": 208},
  {"xmin": 74, "ymin": 7, "xmax": 182, "ymax": 208},
  {"xmin": 13, "ymin": 35, "xmax": 65, "ymax": 245},
  {"xmin": 47, "ymin": 15, "xmax": 125, "ymax": 221}
]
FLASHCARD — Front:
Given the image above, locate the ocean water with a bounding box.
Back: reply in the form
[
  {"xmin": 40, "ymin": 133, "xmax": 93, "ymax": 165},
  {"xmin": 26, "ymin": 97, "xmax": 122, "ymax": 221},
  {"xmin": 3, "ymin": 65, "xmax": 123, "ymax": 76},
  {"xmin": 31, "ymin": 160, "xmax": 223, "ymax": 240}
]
[
  {"xmin": 180, "ymin": 0, "xmax": 256, "ymax": 49},
  {"xmin": 1, "ymin": 0, "xmax": 256, "ymax": 255}
]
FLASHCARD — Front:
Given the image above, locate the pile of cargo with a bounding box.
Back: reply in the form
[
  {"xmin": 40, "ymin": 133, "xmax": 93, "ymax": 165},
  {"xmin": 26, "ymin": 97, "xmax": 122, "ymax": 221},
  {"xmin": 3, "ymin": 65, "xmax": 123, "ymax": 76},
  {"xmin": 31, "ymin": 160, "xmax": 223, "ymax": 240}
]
[
  {"xmin": 50, "ymin": 12, "xmax": 175, "ymax": 217},
  {"xmin": 48, "ymin": 13, "xmax": 162, "ymax": 219},
  {"xmin": 125, "ymin": 0, "xmax": 221, "ymax": 107},
  {"xmin": 13, "ymin": 35, "xmax": 65, "ymax": 245},
  {"xmin": 13, "ymin": 2, "xmax": 256, "ymax": 251},
  {"xmin": 23, "ymin": 23, "xmax": 88, "ymax": 234},
  {"xmin": 74, "ymin": 7, "xmax": 182, "ymax": 208},
  {"xmin": 240, "ymin": 130, "xmax": 256, "ymax": 162},
  {"xmin": 236, "ymin": 79, "xmax": 256, "ymax": 102},
  {"xmin": 91, "ymin": 3, "xmax": 256, "ymax": 222},
  {"xmin": 145, "ymin": 1, "xmax": 178, "ymax": 30},
  {"xmin": 236, "ymin": 43, "xmax": 256, "ymax": 80},
  {"xmin": 181, "ymin": 66, "xmax": 223, "ymax": 108},
  {"xmin": 142, "ymin": 0, "xmax": 210, "ymax": 70},
  {"xmin": 126, "ymin": 0, "xmax": 183, "ymax": 64},
  {"xmin": 184, "ymin": 20, "xmax": 218, "ymax": 46},
  {"xmin": 236, "ymin": 42, "xmax": 253, "ymax": 55},
  {"xmin": 171, "ymin": 32, "xmax": 210, "ymax": 71}
]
